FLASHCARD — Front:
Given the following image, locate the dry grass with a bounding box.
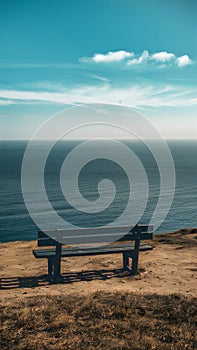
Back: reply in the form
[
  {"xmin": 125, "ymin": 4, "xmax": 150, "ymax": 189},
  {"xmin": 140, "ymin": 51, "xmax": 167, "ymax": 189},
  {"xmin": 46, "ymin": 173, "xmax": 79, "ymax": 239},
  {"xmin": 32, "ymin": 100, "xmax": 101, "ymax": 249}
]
[
  {"xmin": 1, "ymin": 292, "xmax": 197, "ymax": 350},
  {"xmin": 154, "ymin": 228, "xmax": 197, "ymax": 247}
]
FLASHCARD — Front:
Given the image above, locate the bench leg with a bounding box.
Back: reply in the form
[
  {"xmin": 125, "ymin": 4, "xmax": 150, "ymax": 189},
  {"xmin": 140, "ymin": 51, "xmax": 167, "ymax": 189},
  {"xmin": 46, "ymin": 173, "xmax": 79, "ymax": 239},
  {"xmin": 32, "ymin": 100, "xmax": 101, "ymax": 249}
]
[
  {"xmin": 54, "ymin": 243, "xmax": 62, "ymax": 282},
  {"xmin": 123, "ymin": 252, "xmax": 129, "ymax": 269},
  {"xmin": 54, "ymin": 262, "xmax": 61, "ymax": 282},
  {"xmin": 48, "ymin": 257, "xmax": 54, "ymax": 281},
  {"xmin": 130, "ymin": 236, "xmax": 140, "ymax": 275},
  {"xmin": 123, "ymin": 251, "xmax": 139, "ymax": 275},
  {"xmin": 131, "ymin": 251, "xmax": 139, "ymax": 275}
]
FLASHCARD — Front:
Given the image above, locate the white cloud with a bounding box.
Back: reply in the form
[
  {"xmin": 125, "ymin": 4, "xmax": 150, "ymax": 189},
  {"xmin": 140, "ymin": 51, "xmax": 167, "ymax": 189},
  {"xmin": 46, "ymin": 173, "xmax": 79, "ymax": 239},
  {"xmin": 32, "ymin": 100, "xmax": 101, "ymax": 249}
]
[
  {"xmin": 82, "ymin": 50, "xmax": 193, "ymax": 68},
  {"xmin": 127, "ymin": 51, "xmax": 192, "ymax": 67},
  {"xmin": 0, "ymin": 83, "xmax": 196, "ymax": 108},
  {"xmin": 176, "ymin": 55, "xmax": 192, "ymax": 67},
  {"xmin": 127, "ymin": 50, "xmax": 150, "ymax": 65},
  {"xmin": 151, "ymin": 51, "xmax": 175, "ymax": 62},
  {"xmin": 83, "ymin": 50, "xmax": 134, "ymax": 63}
]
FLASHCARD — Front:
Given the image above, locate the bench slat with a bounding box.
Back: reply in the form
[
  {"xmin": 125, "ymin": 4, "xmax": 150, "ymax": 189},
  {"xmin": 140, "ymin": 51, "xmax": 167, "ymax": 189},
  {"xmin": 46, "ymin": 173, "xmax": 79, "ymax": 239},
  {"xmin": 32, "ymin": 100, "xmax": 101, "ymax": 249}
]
[
  {"xmin": 38, "ymin": 224, "xmax": 153, "ymax": 246},
  {"xmin": 33, "ymin": 243, "xmax": 153, "ymax": 258}
]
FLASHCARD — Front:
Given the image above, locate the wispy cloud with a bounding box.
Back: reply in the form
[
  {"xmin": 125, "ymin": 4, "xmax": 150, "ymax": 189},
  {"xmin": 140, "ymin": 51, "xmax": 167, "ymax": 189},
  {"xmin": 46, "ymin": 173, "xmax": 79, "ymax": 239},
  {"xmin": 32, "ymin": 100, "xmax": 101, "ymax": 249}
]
[
  {"xmin": 0, "ymin": 83, "xmax": 196, "ymax": 108},
  {"xmin": 20, "ymin": 81, "xmax": 66, "ymax": 91},
  {"xmin": 0, "ymin": 99, "xmax": 14, "ymax": 106},
  {"xmin": 89, "ymin": 75, "xmax": 109, "ymax": 83},
  {"xmin": 82, "ymin": 50, "xmax": 193, "ymax": 68},
  {"xmin": 0, "ymin": 62, "xmax": 79, "ymax": 69}
]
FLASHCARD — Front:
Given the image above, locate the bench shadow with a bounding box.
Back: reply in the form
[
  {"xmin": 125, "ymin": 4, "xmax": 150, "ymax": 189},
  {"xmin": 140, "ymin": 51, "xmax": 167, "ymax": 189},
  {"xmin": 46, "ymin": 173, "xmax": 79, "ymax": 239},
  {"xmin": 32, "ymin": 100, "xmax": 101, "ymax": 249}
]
[{"xmin": 0, "ymin": 268, "xmax": 130, "ymax": 290}]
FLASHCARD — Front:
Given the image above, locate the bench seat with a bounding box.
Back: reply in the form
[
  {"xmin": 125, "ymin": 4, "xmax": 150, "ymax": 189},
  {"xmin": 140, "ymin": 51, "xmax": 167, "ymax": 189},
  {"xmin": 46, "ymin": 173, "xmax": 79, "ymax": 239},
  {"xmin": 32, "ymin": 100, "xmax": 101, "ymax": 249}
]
[{"xmin": 33, "ymin": 242, "xmax": 152, "ymax": 259}]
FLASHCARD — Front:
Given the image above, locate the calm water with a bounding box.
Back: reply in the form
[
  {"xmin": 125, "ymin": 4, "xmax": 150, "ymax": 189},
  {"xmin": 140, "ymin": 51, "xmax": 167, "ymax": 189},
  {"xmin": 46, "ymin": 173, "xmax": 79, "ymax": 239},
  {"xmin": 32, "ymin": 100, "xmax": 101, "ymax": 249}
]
[{"xmin": 0, "ymin": 140, "xmax": 196, "ymax": 242}]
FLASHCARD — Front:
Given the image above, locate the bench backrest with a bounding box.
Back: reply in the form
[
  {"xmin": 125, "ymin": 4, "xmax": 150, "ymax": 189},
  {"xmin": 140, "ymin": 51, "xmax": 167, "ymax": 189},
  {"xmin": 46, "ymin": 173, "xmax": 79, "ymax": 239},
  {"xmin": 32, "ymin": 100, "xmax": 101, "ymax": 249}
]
[{"xmin": 37, "ymin": 224, "xmax": 153, "ymax": 246}]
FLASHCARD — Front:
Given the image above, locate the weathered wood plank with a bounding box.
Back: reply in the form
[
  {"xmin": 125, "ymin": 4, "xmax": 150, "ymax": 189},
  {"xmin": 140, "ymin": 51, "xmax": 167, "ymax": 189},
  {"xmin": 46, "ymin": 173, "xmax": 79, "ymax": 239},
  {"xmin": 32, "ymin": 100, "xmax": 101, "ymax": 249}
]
[
  {"xmin": 33, "ymin": 243, "xmax": 152, "ymax": 258},
  {"xmin": 38, "ymin": 224, "xmax": 153, "ymax": 246}
]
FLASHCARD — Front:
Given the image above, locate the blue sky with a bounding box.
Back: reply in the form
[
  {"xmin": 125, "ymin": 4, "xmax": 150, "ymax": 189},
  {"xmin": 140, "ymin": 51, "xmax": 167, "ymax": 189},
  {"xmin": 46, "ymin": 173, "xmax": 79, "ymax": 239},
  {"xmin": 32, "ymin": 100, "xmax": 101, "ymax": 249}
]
[{"xmin": 0, "ymin": 0, "xmax": 196, "ymax": 139}]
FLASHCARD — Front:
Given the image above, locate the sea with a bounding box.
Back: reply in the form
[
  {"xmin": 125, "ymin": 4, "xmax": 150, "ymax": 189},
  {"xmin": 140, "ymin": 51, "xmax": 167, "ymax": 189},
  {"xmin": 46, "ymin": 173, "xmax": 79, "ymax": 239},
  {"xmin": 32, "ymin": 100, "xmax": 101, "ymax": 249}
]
[{"xmin": 0, "ymin": 140, "xmax": 196, "ymax": 243}]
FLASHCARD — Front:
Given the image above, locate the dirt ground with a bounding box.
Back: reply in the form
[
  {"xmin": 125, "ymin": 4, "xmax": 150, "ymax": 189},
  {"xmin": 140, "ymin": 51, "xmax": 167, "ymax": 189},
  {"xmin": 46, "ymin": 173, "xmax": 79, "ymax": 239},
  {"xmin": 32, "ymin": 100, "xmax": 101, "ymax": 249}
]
[{"xmin": 0, "ymin": 228, "xmax": 197, "ymax": 300}]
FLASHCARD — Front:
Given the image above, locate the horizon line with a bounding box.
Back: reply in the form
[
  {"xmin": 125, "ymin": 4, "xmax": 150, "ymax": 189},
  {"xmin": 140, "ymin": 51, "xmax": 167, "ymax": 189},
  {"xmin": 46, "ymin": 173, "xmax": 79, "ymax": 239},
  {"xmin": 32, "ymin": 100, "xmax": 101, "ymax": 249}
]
[{"xmin": 1, "ymin": 137, "xmax": 197, "ymax": 141}]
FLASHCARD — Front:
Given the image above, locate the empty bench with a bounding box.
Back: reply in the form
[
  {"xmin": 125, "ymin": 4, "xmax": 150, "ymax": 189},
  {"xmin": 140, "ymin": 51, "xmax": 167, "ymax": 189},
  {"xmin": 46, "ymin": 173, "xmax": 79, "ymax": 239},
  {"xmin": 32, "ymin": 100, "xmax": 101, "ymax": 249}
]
[{"xmin": 33, "ymin": 224, "xmax": 154, "ymax": 282}]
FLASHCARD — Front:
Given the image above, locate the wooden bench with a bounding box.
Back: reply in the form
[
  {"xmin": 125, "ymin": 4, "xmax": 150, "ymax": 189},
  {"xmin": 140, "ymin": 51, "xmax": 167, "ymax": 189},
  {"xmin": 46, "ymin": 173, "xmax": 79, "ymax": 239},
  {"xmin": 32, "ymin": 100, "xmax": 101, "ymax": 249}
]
[{"xmin": 33, "ymin": 224, "xmax": 154, "ymax": 282}]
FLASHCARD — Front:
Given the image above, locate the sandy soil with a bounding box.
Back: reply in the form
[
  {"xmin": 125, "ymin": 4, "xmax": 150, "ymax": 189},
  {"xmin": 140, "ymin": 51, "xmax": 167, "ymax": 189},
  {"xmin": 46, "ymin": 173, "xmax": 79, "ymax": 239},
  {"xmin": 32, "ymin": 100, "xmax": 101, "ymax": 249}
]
[{"xmin": 0, "ymin": 229, "xmax": 197, "ymax": 300}]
